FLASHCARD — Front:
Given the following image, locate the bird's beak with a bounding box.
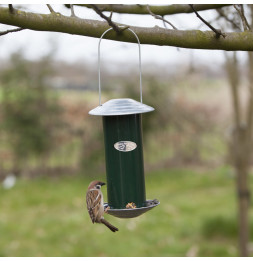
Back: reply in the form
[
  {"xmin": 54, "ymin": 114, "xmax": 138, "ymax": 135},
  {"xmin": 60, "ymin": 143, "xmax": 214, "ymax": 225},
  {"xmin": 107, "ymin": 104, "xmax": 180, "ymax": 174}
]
[{"xmin": 99, "ymin": 182, "xmax": 106, "ymax": 186}]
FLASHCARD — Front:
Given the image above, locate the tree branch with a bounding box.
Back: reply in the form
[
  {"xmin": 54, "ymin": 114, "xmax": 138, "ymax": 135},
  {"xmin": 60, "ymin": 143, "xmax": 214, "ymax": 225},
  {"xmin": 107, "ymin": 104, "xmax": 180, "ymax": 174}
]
[
  {"xmin": 70, "ymin": 4, "xmax": 231, "ymax": 16},
  {"xmin": 89, "ymin": 4, "xmax": 121, "ymax": 33},
  {"xmin": 246, "ymin": 5, "xmax": 253, "ymax": 143},
  {"xmin": 234, "ymin": 4, "xmax": 251, "ymax": 31},
  {"xmin": 247, "ymin": 52, "xmax": 253, "ymax": 141},
  {"xmin": 8, "ymin": 4, "xmax": 14, "ymax": 14},
  {"xmin": 225, "ymin": 52, "xmax": 241, "ymax": 127},
  {"xmin": 70, "ymin": 4, "xmax": 76, "ymax": 17},
  {"xmin": 1, "ymin": 7, "xmax": 253, "ymax": 51},
  {"xmin": 46, "ymin": 4, "xmax": 55, "ymax": 14},
  {"xmin": 190, "ymin": 4, "xmax": 226, "ymax": 38},
  {"xmin": 216, "ymin": 9, "xmax": 241, "ymax": 31},
  {"xmin": 0, "ymin": 27, "xmax": 24, "ymax": 36},
  {"xmin": 146, "ymin": 5, "xmax": 177, "ymax": 30}
]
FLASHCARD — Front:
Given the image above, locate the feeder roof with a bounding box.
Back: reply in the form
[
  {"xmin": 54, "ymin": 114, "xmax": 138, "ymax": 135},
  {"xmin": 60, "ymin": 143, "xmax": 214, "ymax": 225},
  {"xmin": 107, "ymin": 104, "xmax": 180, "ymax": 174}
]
[{"xmin": 89, "ymin": 98, "xmax": 154, "ymax": 116}]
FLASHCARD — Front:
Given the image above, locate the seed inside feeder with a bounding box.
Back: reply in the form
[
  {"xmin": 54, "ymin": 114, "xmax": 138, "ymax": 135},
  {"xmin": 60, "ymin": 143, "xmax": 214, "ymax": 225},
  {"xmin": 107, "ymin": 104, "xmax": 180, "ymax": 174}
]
[{"xmin": 126, "ymin": 202, "xmax": 137, "ymax": 209}]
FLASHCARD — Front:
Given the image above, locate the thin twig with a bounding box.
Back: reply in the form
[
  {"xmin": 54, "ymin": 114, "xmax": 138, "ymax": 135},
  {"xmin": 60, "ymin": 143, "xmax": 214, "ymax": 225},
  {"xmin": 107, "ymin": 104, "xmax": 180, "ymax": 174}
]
[
  {"xmin": 197, "ymin": 14, "xmax": 220, "ymax": 29},
  {"xmin": 162, "ymin": 19, "xmax": 167, "ymax": 29},
  {"xmin": 0, "ymin": 27, "xmax": 24, "ymax": 36},
  {"xmin": 46, "ymin": 4, "xmax": 55, "ymax": 14},
  {"xmin": 109, "ymin": 11, "xmax": 113, "ymax": 20},
  {"xmin": 189, "ymin": 4, "xmax": 226, "ymax": 38},
  {"xmin": 234, "ymin": 4, "xmax": 251, "ymax": 31},
  {"xmin": 8, "ymin": 4, "xmax": 14, "ymax": 14},
  {"xmin": 238, "ymin": 4, "xmax": 250, "ymax": 30},
  {"xmin": 70, "ymin": 4, "xmax": 76, "ymax": 17},
  {"xmin": 90, "ymin": 4, "xmax": 122, "ymax": 33},
  {"xmin": 216, "ymin": 9, "xmax": 241, "ymax": 31},
  {"xmin": 147, "ymin": 5, "xmax": 180, "ymax": 51},
  {"xmin": 146, "ymin": 5, "xmax": 177, "ymax": 30}
]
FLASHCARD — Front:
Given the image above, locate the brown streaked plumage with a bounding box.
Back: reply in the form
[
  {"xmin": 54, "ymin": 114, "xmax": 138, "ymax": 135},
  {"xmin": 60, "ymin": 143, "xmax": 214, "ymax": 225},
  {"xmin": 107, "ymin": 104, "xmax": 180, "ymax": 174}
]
[{"xmin": 86, "ymin": 180, "xmax": 118, "ymax": 232}]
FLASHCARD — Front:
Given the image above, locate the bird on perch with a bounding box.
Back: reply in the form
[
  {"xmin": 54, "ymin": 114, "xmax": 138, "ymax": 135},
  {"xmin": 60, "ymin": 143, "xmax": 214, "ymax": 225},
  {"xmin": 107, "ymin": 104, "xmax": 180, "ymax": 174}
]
[{"xmin": 86, "ymin": 180, "xmax": 119, "ymax": 232}]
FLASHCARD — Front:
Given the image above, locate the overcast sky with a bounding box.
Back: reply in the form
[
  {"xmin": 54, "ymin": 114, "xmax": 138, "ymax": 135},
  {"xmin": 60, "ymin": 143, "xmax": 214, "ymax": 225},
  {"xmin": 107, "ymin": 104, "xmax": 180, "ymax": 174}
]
[{"xmin": 0, "ymin": 4, "xmax": 248, "ymax": 69}]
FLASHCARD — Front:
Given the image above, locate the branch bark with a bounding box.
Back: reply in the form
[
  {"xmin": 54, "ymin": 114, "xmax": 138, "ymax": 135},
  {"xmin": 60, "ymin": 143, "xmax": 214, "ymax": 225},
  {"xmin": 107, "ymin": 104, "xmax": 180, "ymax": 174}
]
[
  {"xmin": 1, "ymin": 7, "xmax": 253, "ymax": 51},
  {"xmin": 72, "ymin": 4, "xmax": 231, "ymax": 16}
]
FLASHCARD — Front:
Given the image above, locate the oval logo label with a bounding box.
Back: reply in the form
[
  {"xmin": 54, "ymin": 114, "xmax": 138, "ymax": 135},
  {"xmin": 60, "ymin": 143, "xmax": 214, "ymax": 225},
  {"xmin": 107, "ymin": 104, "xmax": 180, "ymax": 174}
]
[{"xmin": 114, "ymin": 141, "xmax": 137, "ymax": 152}]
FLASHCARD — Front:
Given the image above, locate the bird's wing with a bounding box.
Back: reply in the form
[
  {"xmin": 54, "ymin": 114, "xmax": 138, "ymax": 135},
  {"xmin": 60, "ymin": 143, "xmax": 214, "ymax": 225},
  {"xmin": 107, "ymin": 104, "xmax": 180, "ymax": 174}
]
[{"xmin": 86, "ymin": 189, "xmax": 102, "ymax": 223}]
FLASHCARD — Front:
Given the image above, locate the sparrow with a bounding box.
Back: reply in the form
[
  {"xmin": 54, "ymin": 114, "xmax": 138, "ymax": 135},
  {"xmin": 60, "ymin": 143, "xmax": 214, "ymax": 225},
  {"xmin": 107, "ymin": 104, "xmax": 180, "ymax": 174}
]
[{"xmin": 86, "ymin": 180, "xmax": 119, "ymax": 232}]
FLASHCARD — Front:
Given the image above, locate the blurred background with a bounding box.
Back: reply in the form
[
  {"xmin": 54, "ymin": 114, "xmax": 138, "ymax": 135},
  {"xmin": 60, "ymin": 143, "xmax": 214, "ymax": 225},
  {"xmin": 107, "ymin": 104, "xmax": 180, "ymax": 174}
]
[{"xmin": 0, "ymin": 4, "xmax": 253, "ymax": 257}]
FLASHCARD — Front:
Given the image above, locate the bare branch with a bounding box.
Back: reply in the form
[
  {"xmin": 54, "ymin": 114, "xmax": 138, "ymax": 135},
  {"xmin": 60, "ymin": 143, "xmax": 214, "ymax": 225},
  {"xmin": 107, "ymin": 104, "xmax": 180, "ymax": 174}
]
[
  {"xmin": 146, "ymin": 5, "xmax": 177, "ymax": 30},
  {"xmin": 70, "ymin": 4, "xmax": 76, "ymax": 17},
  {"xmin": 109, "ymin": 11, "xmax": 113, "ymax": 20},
  {"xmin": 247, "ymin": 52, "xmax": 253, "ymax": 141},
  {"xmin": 8, "ymin": 4, "xmax": 14, "ymax": 14},
  {"xmin": 162, "ymin": 19, "xmax": 168, "ymax": 30},
  {"xmin": 146, "ymin": 5, "xmax": 180, "ymax": 51},
  {"xmin": 0, "ymin": 27, "xmax": 24, "ymax": 36},
  {"xmin": 246, "ymin": 6, "xmax": 253, "ymax": 142},
  {"xmin": 89, "ymin": 4, "xmax": 122, "ymax": 33},
  {"xmin": 225, "ymin": 52, "xmax": 241, "ymax": 127},
  {"xmin": 1, "ymin": 7, "xmax": 253, "ymax": 51},
  {"xmin": 216, "ymin": 9, "xmax": 241, "ymax": 31},
  {"xmin": 46, "ymin": 4, "xmax": 55, "ymax": 14},
  {"xmin": 234, "ymin": 4, "xmax": 251, "ymax": 31},
  {"xmin": 197, "ymin": 14, "xmax": 220, "ymax": 30},
  {"xmin": 69, "ymin": 4, "xmax": 231, "ymax": 16},
  {"xmin": 190, "ymin": 4, "xmax": 226, "ymax": 38}
]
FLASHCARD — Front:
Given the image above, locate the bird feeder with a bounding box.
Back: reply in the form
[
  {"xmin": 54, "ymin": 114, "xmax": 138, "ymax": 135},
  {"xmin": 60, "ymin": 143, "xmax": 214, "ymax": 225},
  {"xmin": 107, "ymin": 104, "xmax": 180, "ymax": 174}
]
[{"xmin": 89, "ymin": 27, "xmax": 160, "ymax": 218}]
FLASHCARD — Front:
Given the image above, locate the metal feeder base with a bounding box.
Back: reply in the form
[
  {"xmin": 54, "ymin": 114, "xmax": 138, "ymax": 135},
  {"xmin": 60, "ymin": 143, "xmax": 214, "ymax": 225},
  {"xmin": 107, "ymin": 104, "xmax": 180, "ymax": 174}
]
[{"xmin": 104, "ymin": 199, "xmax": 160, "ymax": 219}]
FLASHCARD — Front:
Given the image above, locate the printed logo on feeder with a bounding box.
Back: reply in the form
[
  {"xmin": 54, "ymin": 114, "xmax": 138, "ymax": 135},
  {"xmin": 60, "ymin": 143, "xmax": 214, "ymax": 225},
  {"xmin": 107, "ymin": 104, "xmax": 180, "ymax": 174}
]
[{"xmin": 114, "ymin": 141, "xmax": 137, "ymax": 152}]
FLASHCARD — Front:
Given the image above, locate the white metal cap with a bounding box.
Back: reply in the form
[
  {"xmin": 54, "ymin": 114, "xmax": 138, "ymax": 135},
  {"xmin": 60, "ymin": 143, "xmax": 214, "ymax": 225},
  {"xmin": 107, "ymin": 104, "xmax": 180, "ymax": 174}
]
[{"xmin": 89, "ymin": 98, "xmax": 154, "ymax": 116}]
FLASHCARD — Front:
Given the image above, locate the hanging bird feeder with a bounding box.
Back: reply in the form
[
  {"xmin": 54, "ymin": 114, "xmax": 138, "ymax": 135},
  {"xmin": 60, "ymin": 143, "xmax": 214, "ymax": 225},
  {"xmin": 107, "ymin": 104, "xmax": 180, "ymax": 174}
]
[{"xmin": 89, "ymin": 27, "xmax": 160, "ymax": 218}]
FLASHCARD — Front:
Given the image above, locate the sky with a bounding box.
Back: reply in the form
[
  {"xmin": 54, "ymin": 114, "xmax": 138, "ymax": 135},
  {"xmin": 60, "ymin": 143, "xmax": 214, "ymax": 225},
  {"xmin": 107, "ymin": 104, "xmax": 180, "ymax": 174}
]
[{"xmin": 0, "ymin": 4, "xmax": 248, "ymax": 69}]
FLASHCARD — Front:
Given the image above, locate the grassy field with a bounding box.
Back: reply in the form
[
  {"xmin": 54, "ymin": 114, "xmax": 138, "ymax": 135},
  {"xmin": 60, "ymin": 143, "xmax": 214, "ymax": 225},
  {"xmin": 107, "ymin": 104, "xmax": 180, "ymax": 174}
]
[{"xmin": 0, "ymin": 168, "xmax": 253, "ymax": 257}]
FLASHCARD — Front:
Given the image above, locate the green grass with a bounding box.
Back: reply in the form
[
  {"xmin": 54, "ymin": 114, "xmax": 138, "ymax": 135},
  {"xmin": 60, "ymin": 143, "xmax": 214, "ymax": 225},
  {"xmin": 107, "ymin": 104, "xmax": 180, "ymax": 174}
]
[{"xmin": 0, "ymin": 168, "xmax": 253, "ymax": 257}]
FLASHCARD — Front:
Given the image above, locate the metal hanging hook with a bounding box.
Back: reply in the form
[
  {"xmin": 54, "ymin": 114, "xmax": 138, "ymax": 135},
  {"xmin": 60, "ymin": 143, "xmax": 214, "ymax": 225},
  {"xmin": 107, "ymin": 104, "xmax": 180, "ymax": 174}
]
[{"xmin": 98, "ymin": 27, "xmax": 143, "ymax": 106}]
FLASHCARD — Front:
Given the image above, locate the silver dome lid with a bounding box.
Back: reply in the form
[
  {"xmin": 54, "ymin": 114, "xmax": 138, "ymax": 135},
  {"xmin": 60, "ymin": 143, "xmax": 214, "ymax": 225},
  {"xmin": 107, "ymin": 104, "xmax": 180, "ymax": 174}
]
[{"xmin": 89, "ymin": 98, "xmax": 154, "ymax": 116}]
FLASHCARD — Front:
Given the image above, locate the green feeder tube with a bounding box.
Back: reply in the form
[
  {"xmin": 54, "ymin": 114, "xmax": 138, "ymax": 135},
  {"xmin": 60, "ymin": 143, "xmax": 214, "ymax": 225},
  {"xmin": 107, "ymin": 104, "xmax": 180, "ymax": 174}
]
[{"xmin": 103, "ymin": 113, "xmax": 146, "ymax": 209}]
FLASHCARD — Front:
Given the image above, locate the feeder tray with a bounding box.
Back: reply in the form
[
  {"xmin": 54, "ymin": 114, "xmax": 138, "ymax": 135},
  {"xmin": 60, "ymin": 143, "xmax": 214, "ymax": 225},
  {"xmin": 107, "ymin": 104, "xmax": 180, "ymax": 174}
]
[{"xmin": 104, "ymin": 199, "xmax": 160, "ymax": 219}]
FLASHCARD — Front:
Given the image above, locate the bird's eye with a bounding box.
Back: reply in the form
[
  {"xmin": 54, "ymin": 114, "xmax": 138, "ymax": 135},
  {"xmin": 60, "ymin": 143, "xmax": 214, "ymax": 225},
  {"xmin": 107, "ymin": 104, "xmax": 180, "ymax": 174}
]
[{"xmin": 96, "ymin": 185, "xmax": 101, "ymax": 189}]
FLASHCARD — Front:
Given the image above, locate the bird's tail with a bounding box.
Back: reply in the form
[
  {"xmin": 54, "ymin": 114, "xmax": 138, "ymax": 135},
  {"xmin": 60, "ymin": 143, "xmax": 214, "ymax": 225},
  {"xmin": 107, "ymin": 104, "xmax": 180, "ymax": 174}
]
[{"xmin": 101, "ymin": 218, "xmax": 119, "ymax": 232}]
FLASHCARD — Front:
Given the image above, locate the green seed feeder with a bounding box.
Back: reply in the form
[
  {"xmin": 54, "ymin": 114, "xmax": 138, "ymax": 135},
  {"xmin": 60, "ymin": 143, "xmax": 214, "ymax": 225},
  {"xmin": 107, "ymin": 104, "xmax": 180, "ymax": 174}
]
[{"xmin": 89, "ymin": 28, "xmax": 160, "ymax": 218}]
